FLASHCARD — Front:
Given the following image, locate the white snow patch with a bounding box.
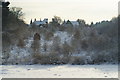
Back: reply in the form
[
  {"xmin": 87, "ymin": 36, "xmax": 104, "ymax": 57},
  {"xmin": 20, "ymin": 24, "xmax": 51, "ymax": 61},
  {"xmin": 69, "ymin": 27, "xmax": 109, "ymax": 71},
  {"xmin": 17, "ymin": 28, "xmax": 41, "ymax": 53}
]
[
  {"xmin": 54, "ymin": 31, "xmax": 72, "ymax": 44},
  {"xmin": 1, "ymin": 64, "xmax": 118, "ymax": 78}
]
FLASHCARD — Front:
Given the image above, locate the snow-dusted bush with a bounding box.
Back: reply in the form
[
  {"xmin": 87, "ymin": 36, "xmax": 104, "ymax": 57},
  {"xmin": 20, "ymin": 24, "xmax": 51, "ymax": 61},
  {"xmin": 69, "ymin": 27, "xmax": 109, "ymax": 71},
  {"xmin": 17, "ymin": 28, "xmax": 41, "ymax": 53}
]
[
  {"xmin": 17, "ymin": 39, "xmax": 25, "ymax": 48},
  {"xmin": 44, "ymin": 31, "xmax": 54, "ymax": 41},
  {"xmin": 69, "ymin": 56, "xmax": 85, "ymax": 65}
]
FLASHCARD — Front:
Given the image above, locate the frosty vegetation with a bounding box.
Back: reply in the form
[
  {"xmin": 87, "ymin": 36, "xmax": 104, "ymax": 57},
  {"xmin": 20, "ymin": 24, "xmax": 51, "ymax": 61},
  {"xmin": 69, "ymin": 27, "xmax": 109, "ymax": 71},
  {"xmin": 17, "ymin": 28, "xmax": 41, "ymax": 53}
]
[{"xmin": 1, "ymin": 1, "xmax": 119, "ymax": 65}]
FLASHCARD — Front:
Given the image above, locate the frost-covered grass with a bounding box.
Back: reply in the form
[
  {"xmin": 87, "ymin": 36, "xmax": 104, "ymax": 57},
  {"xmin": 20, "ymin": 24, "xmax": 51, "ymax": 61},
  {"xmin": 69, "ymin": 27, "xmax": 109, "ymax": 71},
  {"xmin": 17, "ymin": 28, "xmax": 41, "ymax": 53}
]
[{"xmin": 0, "ymin": 64, "xmax": 118, "ymax": 78}]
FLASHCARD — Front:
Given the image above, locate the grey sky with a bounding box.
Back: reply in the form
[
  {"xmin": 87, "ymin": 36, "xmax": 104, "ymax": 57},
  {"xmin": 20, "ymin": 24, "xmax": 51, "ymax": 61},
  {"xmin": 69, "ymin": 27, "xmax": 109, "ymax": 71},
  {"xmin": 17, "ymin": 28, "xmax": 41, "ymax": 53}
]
[{"xmin": 8, "ymin": 0, "xmax": 119, "ymax": 24}]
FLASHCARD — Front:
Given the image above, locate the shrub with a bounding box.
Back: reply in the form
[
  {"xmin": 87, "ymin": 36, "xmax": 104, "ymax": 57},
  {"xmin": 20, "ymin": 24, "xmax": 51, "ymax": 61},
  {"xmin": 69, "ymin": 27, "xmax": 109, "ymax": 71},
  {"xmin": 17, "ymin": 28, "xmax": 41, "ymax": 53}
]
[{"xmin": 17, "ymin": 38, "xmax": 25, "ymax": 48}]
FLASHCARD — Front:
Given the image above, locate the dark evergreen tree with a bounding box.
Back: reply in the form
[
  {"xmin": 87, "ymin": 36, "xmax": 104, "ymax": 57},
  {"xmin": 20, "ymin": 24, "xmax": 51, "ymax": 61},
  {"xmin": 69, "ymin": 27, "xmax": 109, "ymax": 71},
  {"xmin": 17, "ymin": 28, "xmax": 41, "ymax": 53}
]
[
  {"xmin": 30, "ymin": 19, "xmax": 32, "ymax": 25},
  {"xmin": 2, "ymin": 1, "xmax": 10, "ymax": 31},
  {"xmin": 34, "ymin": 18, "xmax": 36, "ymax": 21}
]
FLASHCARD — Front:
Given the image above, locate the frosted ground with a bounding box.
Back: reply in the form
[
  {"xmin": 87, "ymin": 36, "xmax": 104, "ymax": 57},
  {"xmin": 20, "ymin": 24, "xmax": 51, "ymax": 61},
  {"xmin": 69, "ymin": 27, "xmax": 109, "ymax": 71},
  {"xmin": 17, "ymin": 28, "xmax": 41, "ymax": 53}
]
[{"xmin": 0, "ymin": 64, "xmax": 118, "ymax": 78}]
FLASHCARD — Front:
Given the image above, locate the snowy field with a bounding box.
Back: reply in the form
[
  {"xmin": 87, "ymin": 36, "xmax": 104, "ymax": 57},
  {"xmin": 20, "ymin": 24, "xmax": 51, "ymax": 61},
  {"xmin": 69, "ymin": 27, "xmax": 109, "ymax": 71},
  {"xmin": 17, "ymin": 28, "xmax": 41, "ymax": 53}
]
[{"xmin": 0, "ymin": 64, "xmax": 118, "ymax": 78}]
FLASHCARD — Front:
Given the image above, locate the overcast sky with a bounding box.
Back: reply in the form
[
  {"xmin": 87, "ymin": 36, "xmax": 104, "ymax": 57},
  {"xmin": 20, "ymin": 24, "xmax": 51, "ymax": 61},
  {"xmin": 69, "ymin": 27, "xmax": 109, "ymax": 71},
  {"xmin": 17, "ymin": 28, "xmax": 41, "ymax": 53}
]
[{"xmin": 7, "ymin": 0, "xmax": 119, "ymax": 24}]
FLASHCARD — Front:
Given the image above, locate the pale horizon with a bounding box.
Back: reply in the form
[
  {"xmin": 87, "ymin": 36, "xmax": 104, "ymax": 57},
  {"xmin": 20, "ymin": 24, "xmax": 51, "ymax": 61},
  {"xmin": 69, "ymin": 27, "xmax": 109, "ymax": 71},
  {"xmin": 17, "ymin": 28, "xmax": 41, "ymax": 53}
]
[{"xmin": 7, "ymin": 0, "xmax": 119, "ymax": 24}]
